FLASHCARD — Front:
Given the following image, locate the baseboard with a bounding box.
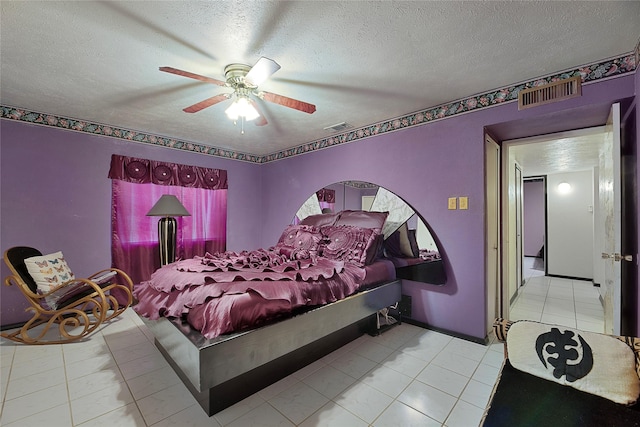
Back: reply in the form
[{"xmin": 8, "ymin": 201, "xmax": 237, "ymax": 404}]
[
  {"xmin": 401, "ymin": 318, "xmax": 487, "ymax": 345},
  {"xmin": 510, "ymin": 288, "xmax": 519, "ymax": 305},
  {"xmin": 547, "ymin": 273, "xmax": 593, "ymax": 282},
  {"xmin": 1, "ymin": 322, "xmax": 25, "ymax": 331}
]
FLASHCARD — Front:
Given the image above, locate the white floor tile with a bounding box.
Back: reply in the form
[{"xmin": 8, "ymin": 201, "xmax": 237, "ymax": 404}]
[
  {"xmin": 2, "ymin": 402, "xmax": 72, "ymax": 427},
  {"xmin": 329, "ymin": 351, "xmax": 377, "ymax": 379},
  {"xmin": 431, "ymin": 352, "xmax": 480, "ymax": 377},
  {"xmin": 416, "ymin": 363, "xmax": 469, "ymax": 397},
  {"xmin": 1, "ymin": 383, "xmax": 69, "ymax": 425},
  {"xmin": 226, "ymin": 402, "xmax": 294, "ymax": 427},
  {"xmin": 67, "ymin": 368, "xmax": 125, "ymax": 401},
  {"xmin": 268, "ymin": 381, "xmax": 329, "ymax": 425},
  {"xmin": 70, "ymin": 381, "xmax": 134, "ymax": 425},
  {"xmin": 334, "ymin": 381, "xmax": 393, "ymax": 424},
  {"xmin": 445, "ymin": 398, "xmax": 485, "ymax": 427},
  {"xmin": 75, "ymin": 402, "xmax": 146, "ymax": 427},
  {"xmin": 5, "ymin": 367, "xmax": 67, "ymax": 400},
  {"xmin": 136, "ymin": 382, "xmax": 198, "ymax": 425},
  {"xmin": 124, "ymin": 364, "xmax": 182, "ymax": 401},
  {"xmin": 299, "ymin": 401, "xmax": 368, "ymax": 427},
  {"xmin": 213, "ymin": 393, "xmax": 265, "ymax": 426},
  {"xmin": 460, "ymin": 379, "xmax": 493, "ymax": 409},
  {"xmin": 360, "ymin": 364, "xmax": 413, "ymax": 398},
  {"xmin": 351, "ymin": 338, "xmax": 396, "ymax": 363},
  {"xmin": 302, "ymin": 364, "xmax": 357, "ymax": 399},
  {"xmin": 382, "ymin": 350, "xmax": 429, "ymax": 378},
  {"xmin": 117, "ymin": 351, "xmax": 169, "ymax": 381},
  {"xmin": 372, "ymin": 400, "xmax": 441, "ymax": 426},
  {"xmin": 150, "ymin": 403, "xmax": 222, "ymax": 427},
  {"xmin": 397, "ymin": 380, "xmax": 457, "ymax": 423}
]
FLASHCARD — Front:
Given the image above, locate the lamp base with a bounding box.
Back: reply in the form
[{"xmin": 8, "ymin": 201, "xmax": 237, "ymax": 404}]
[{"xmin": 158, "ymin": 217, "xmax": 177, "ymax": 266}]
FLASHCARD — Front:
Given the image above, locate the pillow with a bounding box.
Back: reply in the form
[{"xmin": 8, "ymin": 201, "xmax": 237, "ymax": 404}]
[
  {"xmin": 398, "ymin": 223, "xmax": 419, "ymax": 257},
  {"xmin": 334, "ymin": 210, "xmax": 389, "ymax": 231},
  {"xmin": 276, "ymin": 225, "xmax": 323, "ymax": 260},
  {"xmin": 384, "ymin": 223, "xmax": 418, "ymax": 258},
  {"xmin": 321, "ymin": 225, "xmax": 380, "ymax": 267},
  {"xmin": 300, "ymin": 212, "xmax": 339, "ymax": 227},
  {"xmin": 407, "ymin": 228, "xmax": 420, "ymax": 258},
  {"xmin": 507, "ymin": 320, "xmax": 640, "ymax": 405},
  {"xmin": 24, "ymin": 251, "xmax": 75, "ymax": 295}
]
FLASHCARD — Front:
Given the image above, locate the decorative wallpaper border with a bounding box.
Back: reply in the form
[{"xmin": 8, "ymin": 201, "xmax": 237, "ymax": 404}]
[{"xmin": 1, "ymin": 52, "xmax": 636, "ymax": 164}]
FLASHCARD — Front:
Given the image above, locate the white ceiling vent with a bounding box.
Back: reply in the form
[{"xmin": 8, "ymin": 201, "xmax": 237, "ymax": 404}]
[
  {"xmin": 518, "ymin": 75, "xmax": 582, "ymax": 110},
  {"xmin": 323, "ymin": 122, "xmax": 352, "ymax": 132}
]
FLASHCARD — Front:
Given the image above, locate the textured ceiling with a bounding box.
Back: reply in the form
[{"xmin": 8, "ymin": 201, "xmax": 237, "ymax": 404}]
[
  {"xmin": 509, "ymin": 128, "xmax": 606, "ymax": 177},
  {"xmin": 1, "ymin": 1, "xmax": 639, "ymax": 156}
]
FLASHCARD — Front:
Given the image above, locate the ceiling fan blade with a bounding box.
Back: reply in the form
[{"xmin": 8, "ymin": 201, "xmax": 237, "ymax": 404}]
[
  {"xmin": 159, "ymin": 66, "xmax": 226, "ymax": 86},
  {"xmin": 261, "ymin": 91, "xmax": 316, "ymax": 114},
  {"xmin": 249, "ymin": 100, "xmax": 268, "ymax": 126},
  {"xmin": 183, "ymin": 94, "xmax": 229, "ymax": 113},
  {"xmin": 245, "ymin": 57, "xmax": 281, "ymax": 86}
]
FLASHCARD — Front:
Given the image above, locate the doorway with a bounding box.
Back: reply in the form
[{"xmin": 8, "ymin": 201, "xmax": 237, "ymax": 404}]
[{"xmin": 501, "ymin": 127, "xmax": 608, "ymax": 333}]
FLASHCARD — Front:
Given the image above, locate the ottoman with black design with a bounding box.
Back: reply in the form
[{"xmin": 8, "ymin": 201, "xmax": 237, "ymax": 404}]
[{"xmin": 482, "ymin": 319, "xmax": 640, "ymax": 427}]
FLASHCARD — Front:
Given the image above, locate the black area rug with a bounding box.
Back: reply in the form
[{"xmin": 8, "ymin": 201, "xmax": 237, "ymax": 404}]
[{"xmin": 482, "ymin": 360, "xmax": 640, "ymax": 427}]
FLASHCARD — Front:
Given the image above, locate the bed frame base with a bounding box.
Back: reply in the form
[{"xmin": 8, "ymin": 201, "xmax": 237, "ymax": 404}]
[{"xmin": 146, "ymin": 279, "xmax": 401, "ymax": 416}]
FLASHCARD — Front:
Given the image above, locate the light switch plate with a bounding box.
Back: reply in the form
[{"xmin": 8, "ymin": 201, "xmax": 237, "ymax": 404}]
[
  {"xmin": 448, "ymin": 197, "xmax": 457, "ymax": 210},
  {"xmin": 459, "ymin": 197, "xmax": 468, "ymax": 210}
]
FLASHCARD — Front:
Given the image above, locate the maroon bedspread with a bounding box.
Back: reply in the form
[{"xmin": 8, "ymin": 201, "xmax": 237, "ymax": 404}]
[{"xmin": 134, "ymin": 249, "xmax": 391, "ymax": 339}]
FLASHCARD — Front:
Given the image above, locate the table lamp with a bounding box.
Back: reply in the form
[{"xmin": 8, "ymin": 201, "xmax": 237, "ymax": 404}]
[{"xmin": 146, "ymin": 195, "xmax": 191, "ymax": 266}]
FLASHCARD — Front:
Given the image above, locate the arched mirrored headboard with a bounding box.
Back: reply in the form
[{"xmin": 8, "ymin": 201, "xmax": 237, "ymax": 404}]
[{"xmin": 294, "ymin": 181, "xmax": 446, "ymax": 285}]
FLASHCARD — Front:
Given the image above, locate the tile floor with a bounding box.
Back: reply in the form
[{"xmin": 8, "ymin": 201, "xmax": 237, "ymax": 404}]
[
  {"xmin": 0, "ymin": 309, "xmax": 504, "ymax": 427},
  {"xmin": 0, "ymin": 258, "xmax": 605, "ymax": 427},
  {"xmin": 509, "ymin": 257, "xmax": 605, "ymax": 333}
]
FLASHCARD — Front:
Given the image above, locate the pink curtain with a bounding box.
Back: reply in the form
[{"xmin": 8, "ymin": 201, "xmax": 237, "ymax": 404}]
[{"xmin": 109, "ymin": 155, "xmax": 227, "ymax": 284}]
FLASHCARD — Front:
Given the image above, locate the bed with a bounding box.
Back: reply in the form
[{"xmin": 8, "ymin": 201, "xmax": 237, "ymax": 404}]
[{"xmin": 134, "ymin": 210, "xmax": 403, "ymax": 415}]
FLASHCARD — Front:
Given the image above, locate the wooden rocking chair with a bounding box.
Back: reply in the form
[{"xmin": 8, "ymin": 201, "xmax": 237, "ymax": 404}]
[{"xmin": 2, "ymin": 246, "xmax": 134, "ymax": 345}]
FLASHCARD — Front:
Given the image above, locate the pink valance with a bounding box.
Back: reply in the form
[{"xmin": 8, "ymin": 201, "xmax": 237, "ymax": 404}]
[{"xmin": 108, "ymin": 154, "xmax": 227, "ymax": 190}]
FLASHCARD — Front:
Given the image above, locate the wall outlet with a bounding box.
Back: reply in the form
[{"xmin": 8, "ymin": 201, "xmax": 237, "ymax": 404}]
[{"xmin": 448, "ymin": 197, "xmax": 457, "ymax": 210}]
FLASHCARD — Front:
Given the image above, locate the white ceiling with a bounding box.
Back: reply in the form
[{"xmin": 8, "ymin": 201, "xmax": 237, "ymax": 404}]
[
  {"xmin": 1, "ymin": 1, "xmax": 638, "ymax": 156},
  {"xmin": 508, "ymin": 127, "xmax": 606, "ymax": 177}
]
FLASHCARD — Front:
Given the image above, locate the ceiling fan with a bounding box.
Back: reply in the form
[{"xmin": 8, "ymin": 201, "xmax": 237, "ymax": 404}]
[{"xmin": 159, "ymin": 57, "xmax": 316, "ymax": 129}]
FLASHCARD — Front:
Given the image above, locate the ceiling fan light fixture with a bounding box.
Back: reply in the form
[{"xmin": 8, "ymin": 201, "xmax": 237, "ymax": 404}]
[{"xmin": 225, "ymin": 96, "xmax": 260, "ymax": 121}]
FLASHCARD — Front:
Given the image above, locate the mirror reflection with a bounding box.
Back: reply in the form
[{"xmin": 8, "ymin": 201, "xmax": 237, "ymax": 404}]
[
  {"xmin": 293, "ymin": 181, "xmax": 446, "ymax": 285},
  {"xmin": 294, "ymin": 181, "xmax": 439, "ymax": 251}
]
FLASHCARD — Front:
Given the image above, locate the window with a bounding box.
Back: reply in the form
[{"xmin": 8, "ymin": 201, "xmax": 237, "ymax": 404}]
[{"xmin": 109, "ymin": 155, "xmax": 227, "ymax": 283}]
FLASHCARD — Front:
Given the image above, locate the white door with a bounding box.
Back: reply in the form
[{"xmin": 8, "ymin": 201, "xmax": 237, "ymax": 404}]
[
  {"xmin": 486, "ymin": 135, "xmax": 500, "ymax": 334},
  {"xmin": 601, "ymin": 103, "xmax": 623, "ymax": 335}
]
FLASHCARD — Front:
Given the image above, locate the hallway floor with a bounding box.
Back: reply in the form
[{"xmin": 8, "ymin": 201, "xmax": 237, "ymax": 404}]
[{"xmin": 509, "ymin": 257, "xmax": 605, "ymax": 333}]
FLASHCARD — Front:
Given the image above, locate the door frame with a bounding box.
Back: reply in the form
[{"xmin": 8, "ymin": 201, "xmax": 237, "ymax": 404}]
[{"xmin": 485, "ymin": 134, "xmax": 501, "ymax": 334}]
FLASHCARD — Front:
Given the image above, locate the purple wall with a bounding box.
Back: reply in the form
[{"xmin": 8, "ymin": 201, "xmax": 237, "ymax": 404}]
[
  {"xmin": 1, "ymin": 73, "xmax": 636, "ymax": 338},
  {"xmin": 523, "ymin": 180, "xmax": 545, "ymax": 257},
  {"xmin": 260, "ymin": 75, "xmax": 636, "ymax": 340},
  {"xmin": 0, "ymin": 121, "xmax": 262, "ymax": 325}
]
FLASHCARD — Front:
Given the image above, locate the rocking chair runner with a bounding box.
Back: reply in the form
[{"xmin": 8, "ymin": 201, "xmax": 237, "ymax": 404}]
[{"xmin": 2, "ymin": 246, "xmax": 134, "ymax": 344}]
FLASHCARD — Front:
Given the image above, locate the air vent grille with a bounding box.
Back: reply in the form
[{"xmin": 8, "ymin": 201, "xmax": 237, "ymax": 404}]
[
  {"xmin": 323, "ymin": 122, "xmax": 352, "ymax": 132},
  {"xmin": 518, "ymin": 75, "xmax": 582, "ymax": 110}
]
